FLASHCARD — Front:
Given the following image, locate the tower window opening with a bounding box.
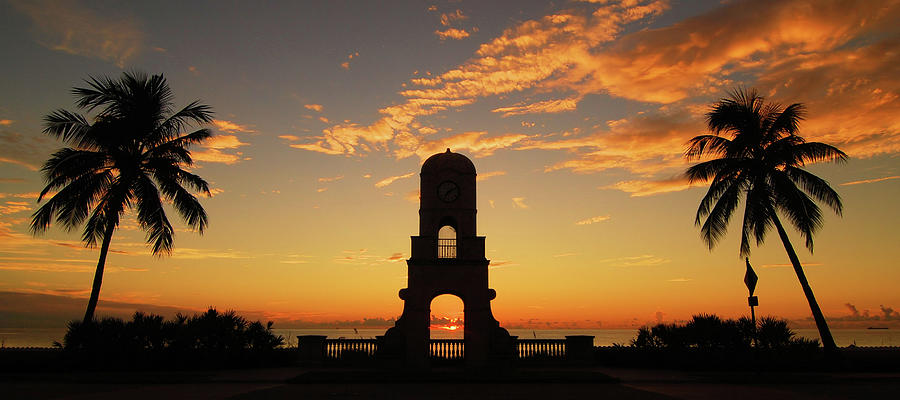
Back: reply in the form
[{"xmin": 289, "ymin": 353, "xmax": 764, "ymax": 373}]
[{"xmin": 438, "ymin": 225, "xmax": 456, "ymax": 259}]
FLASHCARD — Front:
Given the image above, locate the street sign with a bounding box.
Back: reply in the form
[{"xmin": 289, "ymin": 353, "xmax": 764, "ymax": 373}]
[{"xmin": 744, "ymin": 257, "xmax": 758, "ymax": 296}]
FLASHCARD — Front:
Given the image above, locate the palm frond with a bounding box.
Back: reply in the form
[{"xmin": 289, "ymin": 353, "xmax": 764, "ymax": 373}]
[
  {"xmin": 698, "ymin": 177, "xmax": 744, "ymax": 250},
  {"xmin": 769, "ymin": 103, "xmax": 805, "ymax": 136},
  {"xmin": 155, "ymin": 172, "xmax": 208, "ymax": 233},
  {"xmin": 707, "ymin": 87, "xmax": 762, "ymax": 136},
  {"xmin": 694, "ymin": 170, "xmax": 743, "ymax": 225},
  {"xmin": 43, "ymin": 110, "xmax": 99, "ymax": 148},
  {"xmin": 740, "ymin": 179, "xmax": 773, "ymax": 256},
  {"xmin": 73, "ymin": 75, "xmax": 121, "ymax": 112},
  {"xmin": 31, "ymin": 169, "xmax": 114, "ymax": 234},
  {"xmin": 771, "ymin": 171, "xmax": 823, "ymax": 252},
  {"xmin": 686, "ymin": 158, "xmax": 746, "ymax": 184},
  {"xmin": 684, "ymin": 135, "xmax": 732, "ymax": 161},
  {"xmin": 149, "ymin": 103, "xmax": 214, "ymax": 146},
  {"xmin": 80, "ymin": 183, "xmax": 128, "ymax": 247},
  {"xmin": 784, "ymin": 166, "xmax": 843, "ymax": 216},
  {"xmin": 132, "ymin": 174, "xmax": 174, "ymax": 255},
  {"xmin": 146, "ymin": 129, "xmax": 212, "ymax": 164},
  {"xmin": 791, "ymin": 142, "xmax": 848, "ymax": 166}
]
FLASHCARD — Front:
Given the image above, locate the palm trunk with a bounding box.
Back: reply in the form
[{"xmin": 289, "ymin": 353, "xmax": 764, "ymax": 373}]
[
  {"xmin": 83, "ymin": 222, "xmax": 115, "ymax": 323},
  {"xmin": 771, "ymin": 214, "xmax": 838, "ymax": 354}
]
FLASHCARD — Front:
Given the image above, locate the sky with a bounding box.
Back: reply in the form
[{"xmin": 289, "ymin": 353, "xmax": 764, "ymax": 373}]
[{"xmin": 1, "ymin": 0, "xmax": 899, "ymax": 331}]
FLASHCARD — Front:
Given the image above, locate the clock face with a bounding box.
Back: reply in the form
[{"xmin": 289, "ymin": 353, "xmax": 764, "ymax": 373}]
[{"xmin": 437, "ymin": 180, "xmax": 460, "ymax": 202}]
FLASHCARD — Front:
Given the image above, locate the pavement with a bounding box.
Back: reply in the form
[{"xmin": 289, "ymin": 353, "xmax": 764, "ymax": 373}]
[{"xmin": 2, "ymin": 366, "xmax": 899, "ymax": 399}]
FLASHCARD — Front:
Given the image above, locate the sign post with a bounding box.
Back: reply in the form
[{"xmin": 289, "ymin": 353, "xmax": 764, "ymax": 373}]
[{"xmin": 744, "ymin": 257, "xmax": 759, "ymax": 325}]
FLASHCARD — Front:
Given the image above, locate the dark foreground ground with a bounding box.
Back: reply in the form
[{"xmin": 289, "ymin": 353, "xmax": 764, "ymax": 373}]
[{"xmin": 2, "ymin": 366, "xmax": 900, "ymax": 400}]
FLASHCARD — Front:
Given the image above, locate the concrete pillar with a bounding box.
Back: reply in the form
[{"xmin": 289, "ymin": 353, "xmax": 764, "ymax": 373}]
[
  {"xmin": 565, "ymin": 335, "xmax": 595, "ymax": 365},
  {"xmin": 297, "ymin": 335, "xmax": 327, "ymax": 365}
]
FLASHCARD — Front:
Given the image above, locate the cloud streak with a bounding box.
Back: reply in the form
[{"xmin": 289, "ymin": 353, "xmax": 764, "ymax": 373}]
[
  {"xmin": 375, "ymin": 172, "xmax": 415, "ymax": 188},
  {"xmin": 575, "ymin": 215, "xmax": 610, "ymax": 225},
  {"xmin": 212, "ymin": 119, "xmax": 256, "ymax": 134},
  {"xmin": 840, "ymin": 176, "xmax": 900, "ymax": 186},
  {"xmin": 600, "ymin": 175, "xmax": 705, "ymax": 197},
  {"xmin": 192, "ymin": 135, "xmax": 249, "ymax": 165},
  {"xmin": 435, "ymin": 28, "xmax": 470, "ymax": 40}
]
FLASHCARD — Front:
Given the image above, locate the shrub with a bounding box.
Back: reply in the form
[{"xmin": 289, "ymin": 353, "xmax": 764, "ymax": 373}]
[
  {"xmin": 631, "ymin": 314, "xmax": 818, "ymax": 351},
  {"xmin": 60, "ymin": 308, "xmax": 285, "ymax": 368}
]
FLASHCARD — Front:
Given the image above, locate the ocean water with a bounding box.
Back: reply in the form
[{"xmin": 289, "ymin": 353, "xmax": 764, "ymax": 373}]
[{"xmin": 3, "ymin": 327, "xmax": 897, "ymax": 348}]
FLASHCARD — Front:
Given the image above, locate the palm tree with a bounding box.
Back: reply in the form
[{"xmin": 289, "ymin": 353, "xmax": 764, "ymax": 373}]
[
  {"xmin": 31, "ymin": 71, "xmax": 214, "ymax": 323},
  {"xmin": 684, "ymin": 88, "xmax": 846, "ymax": 354}
]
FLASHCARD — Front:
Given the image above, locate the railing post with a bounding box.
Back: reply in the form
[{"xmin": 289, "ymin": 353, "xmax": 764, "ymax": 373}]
[
  {"xmin": 565, "ymin": 335, "xmax": 594, "ymax": 366},
  {"xmin": 298, "ymin": 335, "xmax": 327, "ymax": 365}
]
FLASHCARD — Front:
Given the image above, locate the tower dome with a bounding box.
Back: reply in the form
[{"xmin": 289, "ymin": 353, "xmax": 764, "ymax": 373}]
[{"xmin": 421, "ymin": 148, "xmax": 476, "ymax": 175}]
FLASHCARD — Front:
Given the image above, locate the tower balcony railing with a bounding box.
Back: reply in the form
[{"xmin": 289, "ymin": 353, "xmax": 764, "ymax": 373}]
[{"xmin": 438, "ymin": 238, "xmax": 457, "ymax": 258}]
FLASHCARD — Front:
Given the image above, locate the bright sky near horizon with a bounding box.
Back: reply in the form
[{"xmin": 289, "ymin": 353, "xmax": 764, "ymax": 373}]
[{"xmin": 1, "ymin": 0, "xmax": 898, "ymax": 330}]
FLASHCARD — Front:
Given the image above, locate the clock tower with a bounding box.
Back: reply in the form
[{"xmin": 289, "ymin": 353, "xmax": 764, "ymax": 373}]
[{"xmin": 381, "ymin": 149, "xmax": 512, "ymax": 367}]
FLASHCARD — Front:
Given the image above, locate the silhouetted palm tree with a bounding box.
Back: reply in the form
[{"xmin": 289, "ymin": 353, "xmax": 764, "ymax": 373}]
[
  {"xmin": 684, "ymin": 88, "xmax": 846, "ymax": 354},
  {"xmin": 31, "ymin": 72, "xmax": 213, "ymax": 323}
]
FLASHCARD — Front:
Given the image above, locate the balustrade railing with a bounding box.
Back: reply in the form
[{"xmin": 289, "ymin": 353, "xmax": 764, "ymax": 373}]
[
  {"xmin": 323, "ymin": 338, "xmax": 378, "ymax": 360},
  {"xmin": 516, "ymin": 339, "xmax": 566, "ymax": 359},
  {"xmin": 438, "ymin": 238, "xmax": 456, "ymax": 258},
  {"xmin": 309, "ymin": 337, "xmax": 578, "ymax": 362},
  {"xmin": 429, "ymin": 339, "xmax": 464, "ymax": 359}
]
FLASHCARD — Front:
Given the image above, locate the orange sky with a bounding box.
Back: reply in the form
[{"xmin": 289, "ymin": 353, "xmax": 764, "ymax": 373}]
[{"xmin": 1, "ymin": 0, "xmax": 899, "ymax": 330}]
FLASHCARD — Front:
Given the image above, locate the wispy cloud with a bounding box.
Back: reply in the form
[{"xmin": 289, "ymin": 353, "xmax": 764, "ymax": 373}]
[
  {"xmin": 375, "ymin": 172, "xmax": 415, "ymax": 188},
  {"xmin": 0, "ymin": 157, "xmax": 39, "ymax": 171},
  {"xmin": 384, "ymin": 253, "xmax": 406, "ymax": 263},
  {"xmin": 0, "ymin": 262, "xmax": 146, "ymax": 273},
  {"xmin": 410, "ymin": 131, "xmax": 529, "ymax": 160},
  {"xmin": 511, "ymin": 197, "xmax": 529, "ymax": 209},
  {"xmin": 318, "ymin": 175, "xmax": 344, "ymax": 183},
  {"xmin": 531, "ymin": 111, "xmax": 700, "ymax": 176},
  {"xmin": 600, "ymin": 175, "xmax": 705, "ymax": 197},
  {"xmin": 491, "ymin": 97, "xmax": 579, "ymax": 117},
  {"xmin": 760, "ymin": 262, "xmax": 823, "ymax": 268},
  {"xmin": 171, "ymin": 247, "xmax": 250, "ymax": 260},
  {"xmin": 553, "ymin": 252, "xmax": 578, "ymax": 258},
  {"xmin": 333, "ymin": 249, "xmax": 406, "ymax": 266},
  {"xmin": 304, "ymin": 104, "xmax": 324, "ymax": 112},
  {"xmin": 575, "ymin": 215, "xmax": 610, "ymax": 225},
  {"xmin": 212, "ymin": 119, "xmax": 256, "ymax": 134},
  {"xmin": 10, "ymin": 0, "xmax": 143, "ymax": 67},
  {"xmin": 599, "ymin": 255, "xmax": 671, "ymax": 267},
  {"xmin": 489, "ymin": 260, "xmax": 517, "ymax": 269},
  {"xmin": 0, "ymin": 192, "xmax": 40, "ymax": 199},
  {"xmin": 840, "ymin": 175, "xmax": 900, "ymax": 186},
  {"xmin": 0, "ymin": 120, "xmax": 13, "ymax": 126},
  {"xmin": 476, "ymin": 171, "xmax": 507, "ymax": 181},
  {"xmin": 435, "ymin": 28, "xmax": 471, "ymax": 40},
  {"xmin": 0, "ymin": 201, "xmax": 32, "ymax": 215},
  {"xmin": 440, "ymin": 9, "xmax": 468, "ymax": 26},
  {"xmin": 341, "ymin": 52, "xmax": 359, "ymax": 70},
  {"xmin": 192, "ymin": 135, "xmax": 250, "ymax": 165},
  {"xmin": 197, "ymin": 188, "xmax": 224, "ymax": 198}
]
